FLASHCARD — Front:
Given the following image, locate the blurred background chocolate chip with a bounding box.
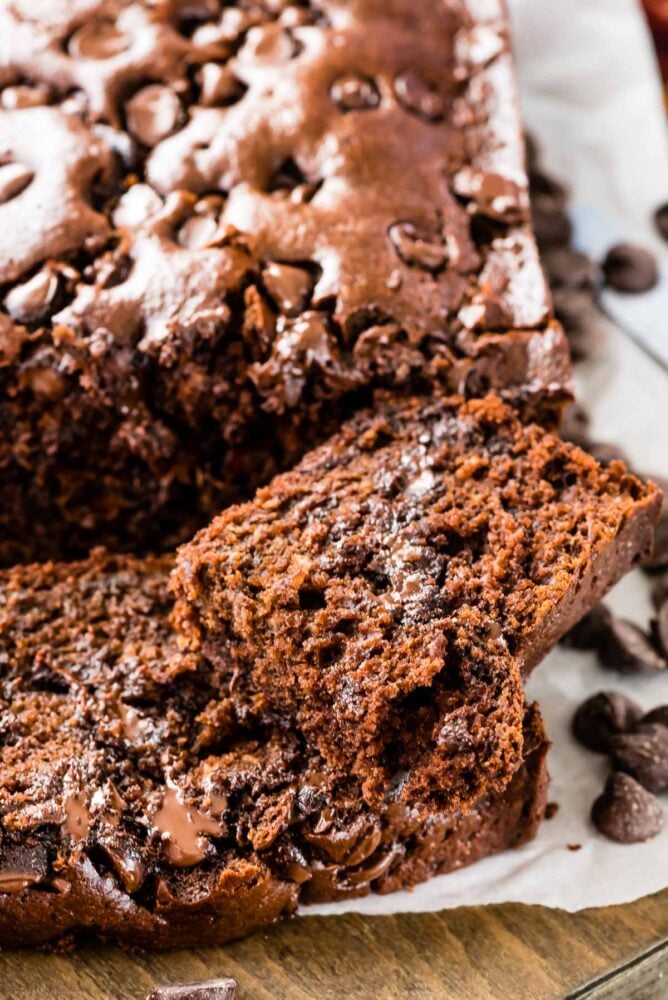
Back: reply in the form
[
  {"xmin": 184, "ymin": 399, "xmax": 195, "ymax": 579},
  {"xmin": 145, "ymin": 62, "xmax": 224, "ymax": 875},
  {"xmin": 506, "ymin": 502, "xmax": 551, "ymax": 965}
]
[
  {"xmin": 602, "ymin": 243, "xmax": 659, "ymax": 294},
  {"xmin": 572, "ymin": 690, "xmax": 643, "ymax": 753},
  {"xmin": 597, "ymin": 617, "xmax": 666, "ymax": 674},
  {"xmin": 591, "ymin": 773, "xmax": 664, "ymax": 843},
  {"xmin": 610, "ymin": 723, "xmax": 668, "ymax": 793},
  {"xmin": 560, "ymin": 604, "xmax": 611, "ymax": 651},
  {"xmin": 654, "ymin": 201, "xmax": 668, "ymax": 242},
  {"xmin": 642, "ymin": 705, "xmax": 668, "ymax": 728}
]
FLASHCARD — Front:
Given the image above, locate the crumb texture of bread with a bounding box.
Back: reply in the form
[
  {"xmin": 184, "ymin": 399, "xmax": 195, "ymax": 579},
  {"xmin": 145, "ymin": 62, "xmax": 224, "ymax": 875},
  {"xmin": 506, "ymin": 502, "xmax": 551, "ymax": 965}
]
[
  {"xmin": 174, "ymin": 393, "xmax": 661, "ymax": 810},
  {"xmin": 0, "ymin": 0, "xmax": 570, "ymax": 565},
  {"xmin": 0, "ymin": 551, "xmax": 547, "ymax": 949}
]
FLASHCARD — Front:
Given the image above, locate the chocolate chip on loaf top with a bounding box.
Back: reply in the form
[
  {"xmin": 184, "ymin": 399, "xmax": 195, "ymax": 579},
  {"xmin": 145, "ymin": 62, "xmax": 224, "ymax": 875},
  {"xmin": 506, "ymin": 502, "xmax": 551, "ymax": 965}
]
[
  {"xmin": 174, "ymin": 392, "xmax": 661, "ymax": 810},
  {"xmin": 0, "ymin": 549, "xmax": 548, "ymax": 949},
  {"xmin": 0, "ymin": 0, "xmax": 569, "ymax": 565}
]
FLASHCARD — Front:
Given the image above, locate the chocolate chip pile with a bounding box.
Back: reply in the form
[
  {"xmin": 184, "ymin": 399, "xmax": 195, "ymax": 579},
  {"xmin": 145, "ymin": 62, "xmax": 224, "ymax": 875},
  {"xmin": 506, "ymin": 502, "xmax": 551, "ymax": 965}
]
[{"xmin": 527, "ymin": 134, "xmax": 667, "ymax": 845}]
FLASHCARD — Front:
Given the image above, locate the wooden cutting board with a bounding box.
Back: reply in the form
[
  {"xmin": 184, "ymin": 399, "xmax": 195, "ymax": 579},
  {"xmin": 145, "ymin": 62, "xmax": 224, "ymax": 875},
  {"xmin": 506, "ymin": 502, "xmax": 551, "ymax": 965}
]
[{"xmin": 2, "ymin": 889, "xmax": 667, "ymax": 999}]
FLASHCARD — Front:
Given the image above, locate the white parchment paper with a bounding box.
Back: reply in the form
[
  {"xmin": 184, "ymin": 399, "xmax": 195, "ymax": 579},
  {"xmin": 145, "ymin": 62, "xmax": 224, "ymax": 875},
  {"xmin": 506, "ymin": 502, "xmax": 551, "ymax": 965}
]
[{"xmin": 304, "ymin": 0, "xmax": 668, "ymax": 916}]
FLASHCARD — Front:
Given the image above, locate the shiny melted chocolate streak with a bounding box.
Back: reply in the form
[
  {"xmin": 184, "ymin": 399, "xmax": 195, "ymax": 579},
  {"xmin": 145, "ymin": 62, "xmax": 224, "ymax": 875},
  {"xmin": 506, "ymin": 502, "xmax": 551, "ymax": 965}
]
[{"xmin": 0, "ymin": 0, "xmax": 570, "ymax": 567}]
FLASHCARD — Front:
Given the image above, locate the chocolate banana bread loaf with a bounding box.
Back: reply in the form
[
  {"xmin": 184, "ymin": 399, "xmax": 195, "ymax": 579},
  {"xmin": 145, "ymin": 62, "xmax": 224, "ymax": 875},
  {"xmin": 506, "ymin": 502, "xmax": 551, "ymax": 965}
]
[
  {"xmin": 0, "ymin": 0, "xmax": 570, "ymax": 565},
  {"xmin": 0, "ymin": 550, "xmax": 548, "ymax": 949},
  {"xmin": 174, "ymin": 392, "xmax": 661, "ymax": 811}
]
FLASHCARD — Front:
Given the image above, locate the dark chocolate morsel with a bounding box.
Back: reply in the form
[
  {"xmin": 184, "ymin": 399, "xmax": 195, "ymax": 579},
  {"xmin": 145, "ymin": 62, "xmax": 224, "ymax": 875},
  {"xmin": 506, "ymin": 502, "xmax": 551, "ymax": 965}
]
[
  {"xmin": 642, "ymin": 705, "xmax": 668, "ymax": 729},
  {"xmin": 597, "ymin": 617, "xmax": 666, "ymax": 675},
  {"xmin": 602, "ymin": 243, "xmax": 659, "ymax": 294},
  {"xmin": 611, "ymin": 723, "xmax": 668, "ymax": 793},
  {"xmin": 591, "ymin": 773, "xmax": 663, "ymax": 844},
  {"xmin": 560, "ymin": 605, "xmax": 610, "ymax": 651},
  {"xmin": 572, "ymin": 691, "xmax": 643, "ymax": 753},
  {"xmin": 146, "ymin": 979, "xmax": 237, "ymax": 1000}
]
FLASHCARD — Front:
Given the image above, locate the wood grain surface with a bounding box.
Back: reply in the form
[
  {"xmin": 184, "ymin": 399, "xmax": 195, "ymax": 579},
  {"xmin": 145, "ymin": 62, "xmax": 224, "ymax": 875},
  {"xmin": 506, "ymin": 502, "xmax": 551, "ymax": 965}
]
[{"xmin": 1, "ymin": 889, "xmax": 666, "ymax": 1000}]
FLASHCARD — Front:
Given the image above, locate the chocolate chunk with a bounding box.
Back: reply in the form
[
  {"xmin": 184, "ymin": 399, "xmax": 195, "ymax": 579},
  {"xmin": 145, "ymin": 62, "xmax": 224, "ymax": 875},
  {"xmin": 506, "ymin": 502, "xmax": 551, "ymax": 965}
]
[
  {"xmin": 572, "ymin": 691, "xmax": 643, "ymax": 753},
  {"xmin": 561, "ymin": 605, "xmax": 611, "ymax": 651},
  {"xmin": 4, "ymin": 267, "xmax": 59, "ymax": 323},
  {"xmin": 654, "ymin": 202, "xmax": 668, "ymax": 242},
  {"xmin": 146, "ymin": 979, "xmax": 237, "ymax": 1000},
  {"xmin": 394, "ymin": 72, "xmax": 444, "ymax": 120},
  {"xmin": 642, "ymin": 705, "xmax": 668, "ymax": 728},
  {"xmin": 453, "ymin": 167, "xmax": 524, "ymax": 224},
  {"xmin": 0, "ymin": 162, "xmax": 34, "ymax": 204},
  {"xmin": 126, "ymin": 85, "xmax": 182, "ymax": 146},
  {"xmin": 68, "ymin": 20, "xmax": 130, "ymax": 59},
  {"xmin": 598, "ymin": 617, "xmax": 666, "ymax": 674},
  {"xmin": 591, "ymin": 773, "xmax": 663, "ymax": 843},
  {"xmin": 602, "ymin": 243, "xmax": 659, "ymax": 294},
  {"xmin": 197, "ymin": 64, "xmax": 246, "ymax": 107},
  {"xmin": 262, "ymin": 262, "xmax": 313, "ymax": 316},
  {"xmin": 611, "ymin": 723, "xmax": 668, "ymax": 793},
  {"xmin": 331, "ymin": 74, "xmax": 380, "ymax": 111},
  {"xmin": 388, "ymin": 222, "xmax": 447, "ymax": 270}
]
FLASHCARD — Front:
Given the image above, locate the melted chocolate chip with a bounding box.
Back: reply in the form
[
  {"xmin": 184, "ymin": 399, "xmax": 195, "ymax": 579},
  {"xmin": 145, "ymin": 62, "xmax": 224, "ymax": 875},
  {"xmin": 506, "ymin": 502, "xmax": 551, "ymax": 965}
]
[
  {"xmin": 146, "ymin": 979, "xmax": 237, "ymax": 1000},
  {"xmin": 68, "ymin": 20, "xmax": 130, "ymax": 59},
  {"xmin": 262, "ymin": 261, "xmax": 314, "ymax": 315},
  {"xmin": 611, "ymin": 723, "xmax": 668, "ymax": 793},
  {"xmin": 197, "ymin": 63, "xmax": 246, "ymax": 107},
  {"xmin": 4, "ymin": 267, "xmax": 59, "ymax": 323},
  {"xmin": 126, "ymin": 85, "xmax": 182, "ymax": 146},
  {"xmin": 394, "ymin": 71, "xmax": 444, "ymax": 120},
  {"xmin": 388, "ymin": 222, "xmax": 447, "ymax": 271},
  {"xmin": 453, "ymin": 168, "xmax": 524, "ymax": 224},
  {"xmin": 0, "ymin": 162, "xmax": 34, "ymax": 204},
  {"xmin": 572, "ymin": 691, "xmax": 643, "ymax": 753},
  {"xmin": 331, "ymin": 74, "xmax": 380, "ymax": 111},
  {"xmin": 602, "ymin": 243, "xmax": 659, "ymax": 294},
  {"xmin": 598, "ymin": 618, "xmax": 666, "ymax": 675},
  {"xmin": 591, "ymin": 773, "xmax": 663, "ymax": 844}
]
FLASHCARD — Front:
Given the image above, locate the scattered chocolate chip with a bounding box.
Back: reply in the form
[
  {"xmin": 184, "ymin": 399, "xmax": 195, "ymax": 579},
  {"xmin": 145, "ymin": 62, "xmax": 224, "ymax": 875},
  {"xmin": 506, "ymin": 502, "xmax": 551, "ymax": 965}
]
[
  {"xmin": 68, "ymin": 20, "xmax": 130, "ymax": 59},
  {"xmin": 561, "ymin": 605, "xmax": 611, "ymax": 650},
  {"xmin": 572, "ymin": 691, "xmax": 643, "ymax": 753},
  {"xmin": 642, "ymin": 705, "xmax": 668, "ymax": 728},
  {"xmin": 331, "ymin": 74, "xmax": 380, "ymax": 111},
  {"xmin": 394, "ymin": 71, "xmax": 444, "ymax": 120},
  {"xmin": 598, "ymin": 617, "xmax": 666, "ymax": 674},
  {"xmin": 4, "ymin": 267, "xmax": 59, "ymax": 323},
  {"xmin": 197, "ymin": 63, "xmax": 246, "ymax": 107},
  {"xmin": 531, "ymin": 195, "xmax": 572, "ymax": 248},
  {"xmin": 643, "ymin": 506, "xmax": 668, "ymax": 572},
  {"xmin": 611, "ymin": 723, "xmax": 668, "ymax": 793},
  {"xmin": 388, "ymin": 221, "xmax": 447, "ymax": 271},
  {"xmin": 602, "ymin": 243, "xmax": 659, "ymax": 294},
  {"xmin": 146, "ymin": 979, "xmax": 236, "ymax": 1000},
  {"xmin": 0, "ymin": 162, "xmax": 34, "ymax": 204},
  {"xmin": 545, "ymin": 801, "xmax": 559, "ymax": 820},
  {"xmin": 567, "ymin": 843, "xmax": 582, "ymax": 851},
  {"xmin": 651, "ymin": 573, "xmax": 668, "ymax": 610},
  {"xmin": 542, "ymin": 247, "xmax": 600, "ymax": 292},
  {"xmin": 126, "ymin": 85, "xmax": 182, "ymax": 146},
  {"xmin": 591, "ymin": 773, "xmax": 663, "ymax": 843},
  {"xmin": 651, "ymin": 601, "xmax": 668, "ymax": 658},
  {"xmin": 262, "ymin": 262, "xmax": 313, "ymax": 316},
  {"xmin": 655, "ymin": 202, "xmax": 668, "ymax": 242}
]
